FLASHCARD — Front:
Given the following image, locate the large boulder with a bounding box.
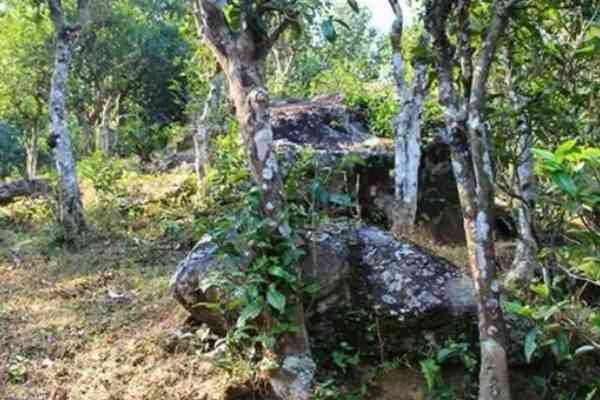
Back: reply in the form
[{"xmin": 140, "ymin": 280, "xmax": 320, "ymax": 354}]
[
  {"xmin": 170, "ymin": 220, "xmax": 477, "ymax": 355},
  {"xmin": 271, "ymin": 95, "xmax": 370, "ymax": 149},
  {"xmin": 269, "ymin": 97, "xmax": 472, "ymax": 242},
  {"xmin": 162, "ymin": 96, "xmax": 511, "ymax": 243}
]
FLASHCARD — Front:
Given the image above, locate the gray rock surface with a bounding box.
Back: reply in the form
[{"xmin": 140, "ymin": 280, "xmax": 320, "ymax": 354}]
[{"xmin": 171, "ymin": 219, "xmax": 477, "ymax": 346}]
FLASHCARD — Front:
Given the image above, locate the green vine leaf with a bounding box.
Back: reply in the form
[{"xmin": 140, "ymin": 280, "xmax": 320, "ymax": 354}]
[
  {"xmin": 267, "ymin": 284, "xmax": 286, "ymax": 314},
  {"xmin": 524, "ymin": 328, "xmax": 540, "ymax": 364}
]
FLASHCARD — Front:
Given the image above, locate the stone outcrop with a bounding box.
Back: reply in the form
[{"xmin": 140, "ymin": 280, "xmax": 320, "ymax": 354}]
[
  {"xmin": 171, "ymin": 220, "xmax": 477, "ymax": 355},
  {"xmin": 163, "ymin": 96, "xmax": 511, "ymax": 243},
  {"xmin": 171, "ymin": 219, "xmax": 533, "ymax": 366},
  {"xmin": 271, "ymin": 95, "xmax": 370, "ymax": 150}
]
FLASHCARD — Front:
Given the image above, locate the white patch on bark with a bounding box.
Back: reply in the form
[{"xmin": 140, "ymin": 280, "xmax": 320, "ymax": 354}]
[
  {"xmin": 391, "ymin": 29, "xmax": 428, "ymax": 235},
  {"xmin": 263, "ymin": 166, "xmax": 274, "ymax": 181},
  {"xmin": 193, "ymin": 73, "xmax": 224, "ymax": 181},
  {"xmin": 475, "ymin": 211, "xmax": 490, "ymax": 241},
  {"xmin": 491, "ymin": 280, "xmax": 499, "ymax": 293},
  {"xmin": 49, "ymin": 38, "xmax": 85, "ymax": 235},
  {"xmin": 255, "ymin": 127, "xmax": 273, "ymax": 162}
]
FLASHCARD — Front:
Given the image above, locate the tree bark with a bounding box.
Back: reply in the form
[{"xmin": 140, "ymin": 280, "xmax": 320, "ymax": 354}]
[
  {"xmin": 98, "ymin": 96, "xmax": 113, "ymax": 155},
  {"xmin": 507, "ymin": 129, "xmax": 538, "ymax": 285},
  {"xmin": 47, "ymin": 0, "xmax": 90, "ymax": 238},
  {"xmin": 193, "ymin": 72, "xmax": 224, "ymax": 183},
  {"xmin": 389, "ymin": 0, "xmax": 428, "ymax": 238},
  {"xmin": 25, "ymin": 128, "xmax": 39, "ymax": 180},
  {"xmin": 503, "ymin": 45, "xmax": 539, "ymax": 286},
  {"xmin": 193, "ymin": 1, "xmax": 314, "ymax": 398},
  {"xmin": 425, "ymin": 1, "xmax": 513, "ymax": 398},
  {"xmin": 0, "ymin": 179, "xmax": 49, "ymax": 206}
]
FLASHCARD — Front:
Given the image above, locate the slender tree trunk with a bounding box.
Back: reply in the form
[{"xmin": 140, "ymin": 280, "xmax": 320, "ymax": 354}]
[
  {"xmin": 507, "ymin": 118, "xmax": 538, "ymax": 285},
  {"xmin": 426, "ymin": 1, "xmax": 513, "ymax": 398},
  {"xmin": 389, "ymin": 0, "xmax": 428, "ymax": 238},
  {"xmin": 193, "ymin": 72, "xmax": 224, "ymax": 184},
  {"xmin": 503, "ymin": 46, "xmax": 539, "ymax": 286},
  {"xmin": 225, "ymin": 58, "xmax": 314, "ymax": 400},
  {"xmin": 25, "ymin": 127, "xmax": 39, "ymax": 179},
  {"xmin": 227, "ymin": 61, "xmax": 288, "ymax": 227},
  {"xmin": 466, "ymin": 111, "xmax": 511, "ymax": 400},
  {"xmin": 98, "ymin": 96, "xmax": 113, "ymax": 155},
  {"xmin": 193, "ymin": 2, "xmax": 315, "ymax": 397},
  {"xmin": 76, "ymin": 109, "xmax": 95, "ymax": 154},
  {"xmin": 49, "ymin": 36, "xmax": 86, "ymax": 237}
]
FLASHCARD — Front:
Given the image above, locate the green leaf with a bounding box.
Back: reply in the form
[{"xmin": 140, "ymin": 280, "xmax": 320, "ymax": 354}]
[
  {"xmin": 591, "ymin": 314, "xmax": 600, "ymax": 331},
  {"xmin": 329, "ymin": 193, "xmax": 353, "ymax": 207},
  {"xmin": 333, "ymin": 18, "xmax": 351, "ymax": 31},
  {"xmin": 267, "ymin": 284, "xmax": 286, "ymax": 314},
  {"xmin": 303, "ymin": 282, "xmax": 320, "ymax": 295},
  {"xmin": 420, "ymin": 358, "xmax": 441, "ymax": 391},
  {"xmin": 503, "ymin": 300, "xmax": 533, "ymax": 317},
  {"xmin": 237, "ymin": 301, "xmax": 263, "ymax": 327},
  {"xmin": 223, "ymin": 3, "xmax": 241, "ymax": 32},
  {"xmin": 532, "ymin": 305, "xmax": 560, "ymax": 321},
  {"xmin": 550, "ymin": 333, "xmax": 571, "ymax": 363},
  {"xmin": 555, "ymin": 140, "xmax": 577, "ymax": 158},
  {"xmin": 436, "ymin": 348, "xmax": 456, "ymax": 363},
  {"xmin": 269, "ymin": 265, "xmax": 294, "ymax": 282},
  {"xmin": 503, "ymin": 301, "xmax": 524, "ymax": 314},
  {"xmin": 321, "ymin": 16, "xmax": 337, "ymax": 43},
  {"xmin": 532, "ymin": 148, "xmax": 557, "ymax": 163},
  {"xmin": 529, "ymin": 283, "xmax": 550, "ymax": 299},
  {"xmin": 552, "ymin": 172, "xmax": 577, "ymax": 196},
  {"xmin": 585, "ymin": 388, "xmax": 598, "ymax": 400},
  {"xmin": 524, "ymin": 328, "xmax": 540, "ymax": 364}
]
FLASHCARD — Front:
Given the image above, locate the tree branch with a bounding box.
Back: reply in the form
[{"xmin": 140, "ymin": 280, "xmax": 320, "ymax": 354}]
[
  {"xmin": 194, "ymin": 0, "xmax": 234, "ymax": 62},
  {"xmin": 457, "ymin": 0, "xmax": 473, "ymax": 101},
  {"xmin": 424, "ymin": 0, "xmax": 458, "ymax": 114},
  {"xmin": 388, "ymin": 0, "xmax": 403, "ymax": 53},
  {"xmin": 469, "ymin": 0, "xmax": 514, "ymax": 114},
  {"xmin": 48, "ymin": 0, "xmax": 65, "ymax": 33}
]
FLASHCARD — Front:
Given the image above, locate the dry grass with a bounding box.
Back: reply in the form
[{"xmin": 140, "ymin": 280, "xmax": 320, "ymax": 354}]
[{"xmin": 0, "ymin": 172, "xmax": 237, "ymax": 400}]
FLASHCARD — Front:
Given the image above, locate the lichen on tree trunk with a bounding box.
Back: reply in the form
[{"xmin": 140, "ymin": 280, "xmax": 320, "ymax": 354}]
[
  {"xmin": 192, "ymin": 72, "xmax": 224, "ymax": 184},
  {"xmin": 503, "ymin": 45, "xmax": 539, "ymax": 286},
  {"xmin": 192, "ymin": 1, "xmax": 315, "ymax": 397},
  {"xmin": 425, "ymin": 0, "xmax": 515, "ymax": 398},
  {"xmin": 48, "ymin": 36, "xmax": 86, "ymax": 238},
  {"xmin": 389, "ymin": 0, "xmax": 429, "ymax": 238},
  {"xmin": 46, "ymin": 0, "xmax": 91, "ymax": 240}
]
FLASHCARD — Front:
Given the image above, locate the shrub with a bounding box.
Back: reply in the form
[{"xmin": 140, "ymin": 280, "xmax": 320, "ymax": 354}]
[{"xmin": 309, "ymin": 60, "xmax": 397, "ymax": 138}]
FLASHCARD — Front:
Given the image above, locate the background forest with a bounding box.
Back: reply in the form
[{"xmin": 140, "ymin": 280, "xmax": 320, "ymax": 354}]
[{"xmin": 0, "ymin": 0, "xmax": 599, "ymax": 399}]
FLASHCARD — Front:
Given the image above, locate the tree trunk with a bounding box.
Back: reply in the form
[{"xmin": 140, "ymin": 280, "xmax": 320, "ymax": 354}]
[
  {"xmin": 225, "ymin": 60, "xmax": 314, "ymax": 399},
  {"xmin": 227, "ymin": 61, "xmax": 288, "ymax": 228},
  {"xmin": 49, "ymin": 36, "xmax": 86, "ymax": 237},
  {"xmin": 0, "ymin": 179, "xmax": 49, "ymax": 206},
  {"xmin": 507, "ymin": 120, "xmax": 538, "ymax": 285},
  {"xmin": 503, "ymin": 46, "xmax": 539, "ymax": 286},
  {"xmin": 25, "ymin": 128, "xmax": 39, "ymax": 179},
  {"xmin": 466, "ymin": 112, "xmax": 512, "ymax": 400},
  {"xmin": 426, "ymin": 0, "xmax": 513, "ymax": 397},
  {"xmin": 193, "ymin": 2, "xmax": 315, "ymax": 397},
  {"xmin": 98, "ymin": 96, "xmax": 113, "ymax": 156},
  {"xmin": 76, "ymin": 108, "xmax": 95, "ymax": 154},
  {"xmin": 389, "ymin": 0, "xmax": 428, "ymax": 238},
  {"xmin": 193, "ymin": 72, "xmax": 224, "ymax": 183}
]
